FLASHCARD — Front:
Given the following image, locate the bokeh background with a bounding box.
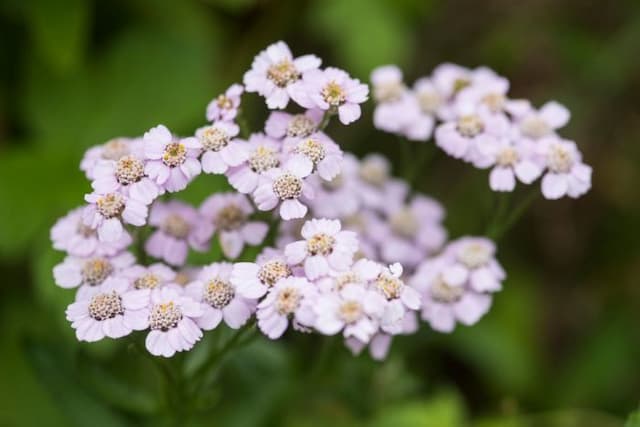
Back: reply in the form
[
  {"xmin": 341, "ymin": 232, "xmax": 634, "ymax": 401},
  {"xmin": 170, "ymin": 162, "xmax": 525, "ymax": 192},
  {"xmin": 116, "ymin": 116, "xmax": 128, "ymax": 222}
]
[{"xmin": 1, "ymin": 0, "xmax": 639, "ymax": 426}]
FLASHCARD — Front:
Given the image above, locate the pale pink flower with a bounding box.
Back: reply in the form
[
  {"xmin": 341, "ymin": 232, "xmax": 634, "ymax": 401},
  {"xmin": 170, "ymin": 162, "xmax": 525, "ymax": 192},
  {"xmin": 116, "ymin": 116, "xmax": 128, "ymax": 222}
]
[
  {"xmin": 51, "ymin": 207, "xmax": 132, "ymax": 257},
  {"xmin": 443, "ymin": 237, "xmax": 506, "ymax": 293},
  {"xmin": 284, "ymin": 218, "xmax": 358, "ymax": 280},
  {"xmin": 121, "ymin": 263, "xmax": 177, "ymax": 290},
  {"xmin": 231, "ymin": 248, "xmax": 293, "ymax": 299},
  {"xmin": 367, "ymin": 263, "xmax": 421, "ymax": 334},
  {"xmin": 199, "ymin": 193, "xmax": 268, "ymax": 259},
  {"xmin": 314, "ymin": 283, "xmax": 385, "ymax": 342},
  {"xmin": 370, "ymin": 65, "xmax": 406, "ymax": 103},
  {"xmin": 435, "ymin": 106, "xmax": 510, "ymax": 168},
  {"xmin": 375, "ymin": 195, "xmax": 447, "ymax": 268},
  {"xmin": 315, "ymin": 258, "xmax": 382, "ymax": 294},
  {"xmin": 206, "ymin": 83, "xmax": 243, "ymax": 122},
  {"xmin": 480, "ymin": 138, "xmax": 543, "ymax": 192},
  {"xmin": 373, "ymin": 94, "xmax": 434, "ymax": 141},
  {"xmin": 80, "ymin": 137, "xmax": 141, "ymax": 179},
  {"xmin": 431, "ymin": 63, "xmax": 473, "ymax": 99},
  {"xmin": 143, "ymin": 124, "xmax": 201, "ymax": 193},
  {"xmin": 144, "ymin": 286, "xmax": 203, "ymax": 357},
  {"xmin": 256, "ymin": 276, "xmax": 316, "ymax": 339},
  {"xmin": 291, "ymin": 67, "xmax": 369, "ymax": 125},
  {"xmin": 91, "ymin": 155, "xmax": 160, "ymax": 205},
  {"xmin": 538, "ymin": 137, "xmax": 592, "ymax": 200},
  {"xmin": 53, "ymin": 251, "xmax": 136, "ymax": 294},
  {"xmin": 195, "ymin": 122, "xmax": 248, "ymax": 174},
  {"xmin": 66, "ymin": 277, "xmax": 150, "ymax": 342},
  {"xmin": 410, "ymin": 256, "xmax": 492, "ymax": 333},
  {"xmin": 243, "ymin": 41, "xmax": 321, "ymax": 109},
  {"xmin": 145, "ymin": 201, "xmax": 212, "ymax": 266},
  {"xmin": 83, "ymin": 191, "xmax": 149, "ymax": 243},
  {"xmin": 264, "ymin": 109, "xmax": 322, "ymax": 141},
  {"xmin": 253, "ymin": 158, "xmax": 314, "ymax": 220},
  {"xmin": 227, "ymin": 133, "xmax": 283, "ymax": 194},
  {"xmin": 454, "ymin": 67, "xmax": 511, "ymax": 114},
  {"xmin": 185, "ymin": 263, "xmax": 255, "ymax": 330},
  {"xmin": 355, "ymin": 154, "xmax": 409, "ymax": 210},
  {"xmin": 283, "ymin": 132, "xmax": 343, "ymax": 181},
  {"xmin": 413, "ymin": 77, "xmax": 448, "ymax": 120},
  {"xmin": 513, "ymin": 101, "xmax": 570, "ymax": 141}
]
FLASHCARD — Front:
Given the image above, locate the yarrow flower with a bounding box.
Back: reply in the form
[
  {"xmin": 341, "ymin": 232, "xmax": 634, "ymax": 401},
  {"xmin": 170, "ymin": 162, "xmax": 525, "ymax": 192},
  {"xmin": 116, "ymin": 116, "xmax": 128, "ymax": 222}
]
[
  {"xmin": 185, "ymin": 263, "xmax": 255, "ymax": 330},
  {"xmin": 199, "ymin": 192, "xmax": 268, "ymax": 259},
  {"xmin": 244, "ymin": 41, "xmax": 321, "ymax": 109},
  {"xmin": 145, "ymin": 201, "xmax": 211, "ymax": 266},
  {"xmin": 143, "ymin": 286, "xmax": 203, "ymax": 357},
  {"xmin": 83, "ymin": 191, "xmax": 150, "ymax": 243},
  {"xmin": 227, "ymin": 133, "xmax": 283, "ymax": 194},
  {"xmin": 143, "ymin": 125, "xmax": 202, "ymax": 193},
  {"xmin": 231, "ymin": 248, "xmax": 293, "ymax": 299},
  {"xmin": 253, "ymin": 159, "xmax": 314, "ymax": 220},
  {"xmin": 284, "ymin": 218, "xmax": 358, "ymax": 280},
  {"xmin": 291, "ymin": 67, "xmax": 369, "ymax": 125},
  {"xmin": 66, "ymin": 277, "xmax": 150, "ymax": 342},
  {"xmin": 80, "ymin": 137, "xmax": 141, "ymax": 179},
  {"xmin": 51, "ymin": 207, "xmax": 132, "ymax": 257},
  {"xmin": 206, "ymin": 83, "xmax": 243, "ymax": 122},
  {"xmin": 195, "ymin": 121, "xmax": 247, "ymax": 175},
  {"xmin": 537, "ymin": 137, "xmax": 592, "ymax": 200}
]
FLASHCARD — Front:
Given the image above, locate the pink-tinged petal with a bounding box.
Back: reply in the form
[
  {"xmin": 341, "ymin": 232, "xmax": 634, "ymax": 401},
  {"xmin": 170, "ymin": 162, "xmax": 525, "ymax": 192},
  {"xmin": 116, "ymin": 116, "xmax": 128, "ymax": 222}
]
[
  {"xmin": 122, "ymin": 200, "xmax": 148, "ymax": 226},
  {"xmin": 222, "ymin": 299, "xmax": 252, "ymax": 329},
  {"xmin": 280, "ymin": 199, "xmax": 307, "ymax": 220},
  {"xmin": 178, "ymin": 318, "xmax": 203, "ymax": 344},
  {"xmin": 103, "ymin": 316, "xmax": 131, "ymax": 339},
  {"xmin": 123, "ymin": 309, "xmax": 149, "ymax": 330},
  {"xmin": 289, "ymin": 82, "xmax": 316, "ymax": 109},
  {"xmin": 220, "ymin": 143, "xmax": 249, "ymax": 167},
  {"xmin": 338, "ymin": 103, "xmax": 361, "ymax": 125},
  {"xmin": 129, "ymin": 178, "xmax": 159, "ymax": 205},
  {"xmin": 196, "ymin": 306, "xmax": 223, "ymax": 330},
  {"xmin": 514, "ymin": 160, "xmax": 542, "ymax": 184},
  {"xmin": 286, "ymin": 156, "xmax": 313, "ymax": 178},
  {"xmin": 266, "ymin": 88, "xmax": 290, "ymax": 109},
  {"xmin": 163, "ymin": 238, "xmax": 189, "ymax": 266},
  {"xmin": 145, "ymin": 161, "xmax": 170, "ymax": 185},
  {"xmin": 145, "ymin": 330, "xmax": 165, "ymax": 356},
  {"xmin": 294, "ymin": 54, "xmax": 321, "ymax": 72},
  {"xmin": 144, "ymin": 140, "xmax": 165, "ymax": 160},
  {"xmin": 165, "ymin": 168, "xmax": 189, "ymax": 192},
  {"xmin": 180, "ymin": 157, "xmax": 202, "ymax": 179},
  {"xmin": 284, "ymin": 241, "xmax": 307, "ymax": 265},
  {"xmin": 258, "ymin": 313, "xmax": 288, "ymax": 339},
  {"xmin": 201, "ymin": 151, "xmax": 228, "ymax": 174},
  {"xmin": 253, "ymin": 185, "xmax": 279, "ymax": 211},
  {"xmin": 317, "ymin": 157, "xmax": 341, "ymax": 181},
  {"xmin": 98, "ymin": 218, "xmax": 123, "ymax": 242},
  {"xmin": 540, "ymin": 101, "xmax": 570, "ymax": 129},
  {"xmin": 425, "ymin": 303, "xmax": 456, "ymax": 333},
  {"xmin": 489, "ymin": 167, "xmax": 516, "ymax": 192},
  {"xmin": 91, "ymin": 176, "xmax": 119, "ymax": 194},
  {"xmin": 315, "ymin": 314, "xmax": 343, "ymax": 335},
  {"xmin": 219, "ymin": 231, "xmax": 244, "ymax": 259},
  {"xmin": 453, "ymin": 293, "xmax": 492, "ymax": 325},
  {"xmin": 369, "ymin": 334, "xmax": 392, "ymax": 361},
  {"xmin": 541, "ymin": 173, "xmax": 568, "ymax": 200},
  {"xmin": 401, "ymin": 287, "xmax": 421, "ymax": 310},
  {"xmin": 82, "ymin": 319, "xmax": 106, "ymax": 342},
  {"xmin": 228, "ymin": 167, "xmax": 259, "ymax": 194},
  {"xmin": 54, "ymin": 262, "xmax": 82, "ymax": 288},
  {"xmin": 145, "ymin": 124, "xmax": 172, "ymax": 144},
  {"xmin": 121, "ymin": 289, "xmax": 151, "ymax": 310},
  {"xmin": 241, "ymin": 221, "xmax": 269, "ymax": 246},
  {"xmin": 470, "ymin": 268, "xmax": 501, "ymax": 292},
  {"xmin": 304, "ymin": 255, "xmax": 329, "ymax": 280}
]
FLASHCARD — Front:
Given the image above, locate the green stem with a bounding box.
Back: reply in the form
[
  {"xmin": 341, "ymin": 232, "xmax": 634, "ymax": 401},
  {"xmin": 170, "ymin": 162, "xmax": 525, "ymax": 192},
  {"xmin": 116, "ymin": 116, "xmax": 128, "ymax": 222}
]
[
  {"xmin": 191, "ymin": 321, "xmax": 258, "ymax": 394},
  {"xmin": 318, "ymin": 111, "xmax": 332, "ymax": 131},
  {"xmin": 236, "ymin": 108, "xmax": 251, "ymax": 139},
  {"xmin": 487, "ymin": 187, "xmax": 538, "ymax": 240}
]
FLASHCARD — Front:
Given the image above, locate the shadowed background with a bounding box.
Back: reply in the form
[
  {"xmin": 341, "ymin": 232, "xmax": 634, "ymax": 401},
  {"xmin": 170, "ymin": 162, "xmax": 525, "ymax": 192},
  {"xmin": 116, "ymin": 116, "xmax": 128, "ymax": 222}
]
[{"xmin": 0, "ymin": 0, "xmax": 639, "ymax": 426}]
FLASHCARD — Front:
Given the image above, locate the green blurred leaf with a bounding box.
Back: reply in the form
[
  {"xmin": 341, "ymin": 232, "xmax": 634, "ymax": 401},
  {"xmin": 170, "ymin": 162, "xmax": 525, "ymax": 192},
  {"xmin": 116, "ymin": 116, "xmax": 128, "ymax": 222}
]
[
  {"xmin": 370, "ymin": 390, "xmax": 465, "ymax": 427},
  {"xmin": 25, "ymin": 339, "xmax": 129, "ymax": 427},
  {"xmin": 22, "ymin": 0, "xmax": 89, "ymax": 72},
  {"xmin": 626, "ymin": 409, "xmax": 640, "ymax": 427}
]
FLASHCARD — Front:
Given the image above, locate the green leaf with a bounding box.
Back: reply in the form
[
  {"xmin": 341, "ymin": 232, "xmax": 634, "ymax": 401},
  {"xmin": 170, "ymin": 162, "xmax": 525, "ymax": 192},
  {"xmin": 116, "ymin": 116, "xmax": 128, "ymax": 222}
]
[{"xmin": 626, "ymin": 409, "xmax": 640, "ymax": 427}]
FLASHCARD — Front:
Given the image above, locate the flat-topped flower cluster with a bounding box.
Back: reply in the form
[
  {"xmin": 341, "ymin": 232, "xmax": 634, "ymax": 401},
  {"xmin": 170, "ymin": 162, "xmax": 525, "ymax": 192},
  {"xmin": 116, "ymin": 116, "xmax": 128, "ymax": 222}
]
[
  {"xmin": 371, "ymin": 64, "xmax": 592, "ymax": 199},
  {"xmin": 51, "ymin": 42, "xmax": 523, "ymax": 359}
]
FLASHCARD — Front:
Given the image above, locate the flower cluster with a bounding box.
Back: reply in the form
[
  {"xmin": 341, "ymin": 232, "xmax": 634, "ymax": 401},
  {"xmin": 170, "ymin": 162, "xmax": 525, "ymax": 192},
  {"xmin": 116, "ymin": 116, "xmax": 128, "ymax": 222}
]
[
  {"xmin": 371, "ymin": 64, "xmax": 593, "ymax": 199},
  {"xmin": 50, "ymin": 42, "xmax": 529, "ymax": 361}
]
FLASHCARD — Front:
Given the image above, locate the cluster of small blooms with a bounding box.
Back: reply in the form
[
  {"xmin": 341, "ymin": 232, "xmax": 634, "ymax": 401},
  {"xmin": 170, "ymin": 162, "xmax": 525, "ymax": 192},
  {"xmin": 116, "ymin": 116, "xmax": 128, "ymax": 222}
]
[
  {"xmin": 371, "ymin": 64, "xmax": 593, "ymax": 200},
  {"xmin": 50, "ymin": 41, "xmax": 515, "ymax": 362}
]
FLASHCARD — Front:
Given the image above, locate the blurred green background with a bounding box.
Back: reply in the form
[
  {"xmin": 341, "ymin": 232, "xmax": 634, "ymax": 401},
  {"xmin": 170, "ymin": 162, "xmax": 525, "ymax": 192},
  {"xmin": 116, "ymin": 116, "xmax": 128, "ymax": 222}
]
[{"xmin": 1, "ymin": 0, "xmax": 639, "ymax": 426}]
